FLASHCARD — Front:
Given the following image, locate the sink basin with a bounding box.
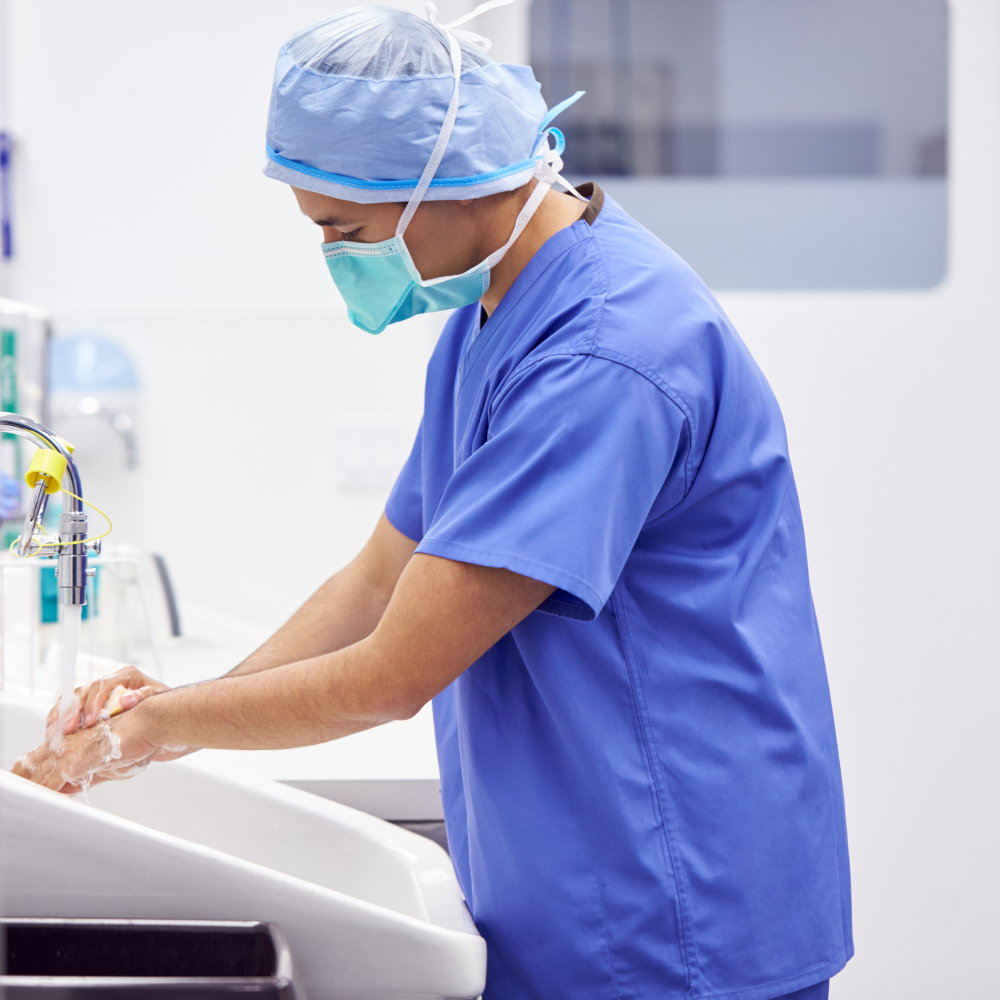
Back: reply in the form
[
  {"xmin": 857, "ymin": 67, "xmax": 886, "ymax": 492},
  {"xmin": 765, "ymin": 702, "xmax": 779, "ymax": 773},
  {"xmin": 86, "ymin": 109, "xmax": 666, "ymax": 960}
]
[{"xmin": 0, "ymin": 697, "xmax": 485, "ymax": 1000}]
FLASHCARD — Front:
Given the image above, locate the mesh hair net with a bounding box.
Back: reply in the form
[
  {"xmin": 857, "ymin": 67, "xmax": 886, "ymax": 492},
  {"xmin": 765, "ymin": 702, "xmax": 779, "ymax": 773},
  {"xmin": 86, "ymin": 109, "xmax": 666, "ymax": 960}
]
[
  {"xmin": 283, "ymin": 6, "xmax": 492, "ymax": 80},
  {"xmin": 263, "ymin": 4, "xmax": 559, "ymax": 203}
]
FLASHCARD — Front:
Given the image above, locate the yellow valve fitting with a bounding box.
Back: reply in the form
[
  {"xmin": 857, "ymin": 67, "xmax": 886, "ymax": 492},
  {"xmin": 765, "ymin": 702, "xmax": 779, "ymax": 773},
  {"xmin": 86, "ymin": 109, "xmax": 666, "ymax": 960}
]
[
  {"xmin": 25, "ymin": 448, "xmax": 68, "ymax": 494},
  {"xmin": 58, "ymin": 436, "xmax": 75, "ymax": 454}
]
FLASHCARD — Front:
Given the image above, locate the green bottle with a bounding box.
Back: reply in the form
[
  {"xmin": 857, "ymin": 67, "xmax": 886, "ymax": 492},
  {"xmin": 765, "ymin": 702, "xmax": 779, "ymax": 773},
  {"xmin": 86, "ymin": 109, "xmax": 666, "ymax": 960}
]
[
  {"xmin": 1, "ymin": 327, "xmax": 16, "ymax": 427},
  {"xmin": 0, "ymin": 328, "xmax": 20, "ymax": 547}
]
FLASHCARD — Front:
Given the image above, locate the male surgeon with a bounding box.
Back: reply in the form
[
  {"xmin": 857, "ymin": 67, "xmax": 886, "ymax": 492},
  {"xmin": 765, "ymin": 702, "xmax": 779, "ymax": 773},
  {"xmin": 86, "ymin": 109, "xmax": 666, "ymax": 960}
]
[{"xmin": 14, "ymin": 6, "xmax": 852, "ymax": 999}]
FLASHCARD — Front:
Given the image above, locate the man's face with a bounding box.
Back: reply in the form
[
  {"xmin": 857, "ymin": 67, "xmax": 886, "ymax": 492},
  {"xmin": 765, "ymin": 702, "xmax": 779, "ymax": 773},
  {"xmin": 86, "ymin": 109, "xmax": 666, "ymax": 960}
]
[{"xmin": 292, "ymin": 186, "xmax": 485, "ymax": 281}]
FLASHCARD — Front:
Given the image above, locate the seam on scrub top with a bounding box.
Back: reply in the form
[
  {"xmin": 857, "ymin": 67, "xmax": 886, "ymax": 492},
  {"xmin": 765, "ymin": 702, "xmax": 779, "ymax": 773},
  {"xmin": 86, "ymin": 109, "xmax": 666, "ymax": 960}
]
[
  {"xmin": 456, "ymin": 302, "xmax": 505, "ymax": 398},
  {"xmin": 455, "ymin": 224, "xmax": 596, "ymax": 399},
  {"xmin": 694, "ymin": 953, "xmax": 847, "ymax": 1000},
  {"xmin": 485, "ymin": 212, "xmax": 695, "ymax": 494},
  {"xmin": 489, "ymin": 352, "xmax": 693, "ymax": 501},
  {"xmin": 611, "ymin": 590, "xmax": 701, "ymax": 994},
  {"xmin": 739, "ymin": 479, "xmax": 791, "ymax": 602},
  {"xmin": 820, "ymin": 649, "xmax": 853, "ymax": 958},
  {"xmin": 587, "ymin": 345, "xmax": 697, "ymax": 498},
  {"xmin": 581, "ymin": 231, "xmax": 702, "ymax": 495},
  {"xmin": 594, "ymin": 871, "xmax": 624, "ymax": 1000},
  {"xmin": 827, "ymin": 725, "xmax": 853, "ymax": 959},
  {"xmin": 416, "ymin": 536, "xmax": 604, "ymax": 616},
  {"xmin": 795, "ymin": 476, "xmax": 851, "ymax": 958},
  {"xmin": 582, "ymin": 229, "xmax": 611, "ymax": 356}
]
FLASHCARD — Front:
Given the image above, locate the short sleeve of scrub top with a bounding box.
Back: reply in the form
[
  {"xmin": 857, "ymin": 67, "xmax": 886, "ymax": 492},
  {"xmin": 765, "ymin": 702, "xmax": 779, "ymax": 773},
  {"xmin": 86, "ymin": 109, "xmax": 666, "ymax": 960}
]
[
  {"xmin": 387, "ymin": 352, "xmax": 690, "ymax": 620},
  {"xmin": 385, "ymin": 419, "xmax": 424, "ymax": 544}
]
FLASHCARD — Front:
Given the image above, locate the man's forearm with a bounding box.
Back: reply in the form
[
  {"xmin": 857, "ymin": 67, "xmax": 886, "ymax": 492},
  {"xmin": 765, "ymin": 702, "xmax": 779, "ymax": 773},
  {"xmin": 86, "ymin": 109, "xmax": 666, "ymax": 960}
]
[
  {"xmin": 226, "ymin": 562, "xmax": 389, "ymax": 676},
  {"xmin": 226, "ymin": 514, "xmax": 418, "ymax": 677},
  {"xmin": 14, "ymin": 554, "xmax": 555, "ymax": 792},
  {"xmin": 142, "ymin": 644, "xmax": 394, "ymax": 751},
  {"xmin": 133, "ymin": 554, "xmax": 555, "ymax": 753}
]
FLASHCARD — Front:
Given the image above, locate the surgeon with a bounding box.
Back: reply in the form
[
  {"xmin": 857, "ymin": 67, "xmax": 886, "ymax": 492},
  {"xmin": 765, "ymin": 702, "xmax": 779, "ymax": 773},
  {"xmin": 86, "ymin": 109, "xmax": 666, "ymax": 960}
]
[{"xmin": 14, "ymin": 5, "xmax": 852, "ymax": 999}]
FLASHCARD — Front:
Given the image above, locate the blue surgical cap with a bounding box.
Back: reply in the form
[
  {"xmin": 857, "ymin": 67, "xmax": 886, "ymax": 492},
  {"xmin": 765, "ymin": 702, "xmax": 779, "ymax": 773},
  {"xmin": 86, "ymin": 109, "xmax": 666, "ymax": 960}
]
[{"xmin": 263, "ymin": 5, "xmax": 554, "ymax": 203}]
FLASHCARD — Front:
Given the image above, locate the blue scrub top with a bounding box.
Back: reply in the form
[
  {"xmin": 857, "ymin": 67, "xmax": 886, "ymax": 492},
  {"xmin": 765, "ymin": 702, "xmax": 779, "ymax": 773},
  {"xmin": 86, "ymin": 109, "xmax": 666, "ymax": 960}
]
[{"xmin": 385, "ymin": 188, "xmax": 852, "ymax": 1000}]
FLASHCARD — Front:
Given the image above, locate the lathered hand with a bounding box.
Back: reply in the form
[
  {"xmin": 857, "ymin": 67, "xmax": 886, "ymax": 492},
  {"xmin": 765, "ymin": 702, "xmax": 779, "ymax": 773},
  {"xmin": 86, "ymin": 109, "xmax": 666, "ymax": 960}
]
[
  {"xmin": 45, "ymin": 664, "xmax": 169, "ymax": 740},
  {"xmin": 13, "ymin": 705, "xmax": 164, "ymax": 795}
]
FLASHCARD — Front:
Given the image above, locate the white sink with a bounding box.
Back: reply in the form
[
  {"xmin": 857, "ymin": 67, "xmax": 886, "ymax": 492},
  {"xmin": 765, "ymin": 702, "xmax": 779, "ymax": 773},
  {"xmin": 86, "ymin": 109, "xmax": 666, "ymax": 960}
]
[{"xmin": 0, "ymin": 697, "xmax": 485, "ymax": 1000}]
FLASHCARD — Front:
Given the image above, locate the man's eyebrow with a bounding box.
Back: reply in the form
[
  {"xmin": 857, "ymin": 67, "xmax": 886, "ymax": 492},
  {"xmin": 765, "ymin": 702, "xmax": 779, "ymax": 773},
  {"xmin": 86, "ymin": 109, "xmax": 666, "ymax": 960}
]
[{"xmin": 302, "ymin": 210, "xmax": 358, "ymax": 229}]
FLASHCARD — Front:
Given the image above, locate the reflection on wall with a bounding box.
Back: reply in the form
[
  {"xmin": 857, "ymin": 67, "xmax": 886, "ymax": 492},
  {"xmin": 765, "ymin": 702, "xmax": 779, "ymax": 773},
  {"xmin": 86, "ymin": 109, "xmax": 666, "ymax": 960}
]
[{"xmin": 529, "ymin": 0, "xmax": 949, "ymax": 288}]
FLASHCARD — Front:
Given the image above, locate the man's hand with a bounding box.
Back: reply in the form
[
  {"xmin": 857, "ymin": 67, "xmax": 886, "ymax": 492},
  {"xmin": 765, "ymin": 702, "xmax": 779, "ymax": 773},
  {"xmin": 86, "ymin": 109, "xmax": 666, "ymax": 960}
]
[
  {"xmin": 45, "ymin": 665, "xmax": 169, "ymax": 741},
  {"xmin": 13, "ymin": 703, "xmax": 163, "ymax": 794}
]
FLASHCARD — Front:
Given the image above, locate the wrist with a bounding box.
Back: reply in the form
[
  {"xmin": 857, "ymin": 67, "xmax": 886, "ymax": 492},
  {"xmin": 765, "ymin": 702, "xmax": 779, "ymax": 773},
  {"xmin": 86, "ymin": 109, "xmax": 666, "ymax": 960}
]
[
  {"xmin": 101, "ymin": 697, "xmax": 159, "ymax": 767},
  {"xmin": 129, "ymin": 691, "xmax": 168, "ymax": 750}
]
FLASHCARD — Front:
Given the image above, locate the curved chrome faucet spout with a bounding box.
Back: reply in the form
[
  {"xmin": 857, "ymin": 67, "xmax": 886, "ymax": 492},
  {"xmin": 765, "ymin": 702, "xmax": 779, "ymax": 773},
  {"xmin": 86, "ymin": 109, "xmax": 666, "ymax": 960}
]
[
  {"xmin": 0, "ymin": 413, "xmax": 81, "ymax": 503},
  {"xmin": 0, "ymin": 412, "xmax": 90, "ymax": 606}
]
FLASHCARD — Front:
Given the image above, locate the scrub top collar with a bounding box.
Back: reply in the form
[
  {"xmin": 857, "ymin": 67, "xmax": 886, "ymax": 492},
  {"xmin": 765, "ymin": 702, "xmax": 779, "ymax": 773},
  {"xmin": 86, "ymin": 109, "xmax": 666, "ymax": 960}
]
[
  {"xmin": 478, "ymin": 182, "xmax": 604, "ymax": 333},
  {"xmin": 468, "ymin": 181, "xmax": 606, "ymax": 370}
]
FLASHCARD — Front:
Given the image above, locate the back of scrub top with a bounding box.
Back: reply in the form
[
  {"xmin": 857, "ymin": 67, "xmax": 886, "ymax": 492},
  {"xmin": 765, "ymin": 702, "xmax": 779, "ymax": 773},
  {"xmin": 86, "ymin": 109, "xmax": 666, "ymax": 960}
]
[{"xmin": 386, "ymin": 189, "xmax": 852, "ymax": 1000}]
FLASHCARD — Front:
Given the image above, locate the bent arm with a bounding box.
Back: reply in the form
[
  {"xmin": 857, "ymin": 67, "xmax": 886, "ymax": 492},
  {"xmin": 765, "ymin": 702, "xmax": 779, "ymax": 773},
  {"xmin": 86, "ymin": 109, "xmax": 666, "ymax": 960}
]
[
  {"xmin": 12, "ymin": 552, "xmax": 556, "ymax": 789},
  {"xmin": 140, "ymin": 554, "xmax": 554, "ymax": 750},
  {"xmin": 226, "ymin": 513, "xmax": 418, "ymax": 676},
  {"xmin": 67, "ymin": 514, "xmax": 417, "ymax": 733}
]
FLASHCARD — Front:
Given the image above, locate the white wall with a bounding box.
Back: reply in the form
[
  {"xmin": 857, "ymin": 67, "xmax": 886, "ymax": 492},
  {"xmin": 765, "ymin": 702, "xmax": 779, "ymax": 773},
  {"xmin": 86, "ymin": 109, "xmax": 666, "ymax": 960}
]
[
  {"xmin": 0, "ymin": 0, "xmax": 529, "ymax": 631},
  {"xmin": 717, "ymin": 2, "xmax": 999, "ymax": 996},
  {"xmin": 0, "ymin": 1, "xmax": 997, "ymax": 997}
]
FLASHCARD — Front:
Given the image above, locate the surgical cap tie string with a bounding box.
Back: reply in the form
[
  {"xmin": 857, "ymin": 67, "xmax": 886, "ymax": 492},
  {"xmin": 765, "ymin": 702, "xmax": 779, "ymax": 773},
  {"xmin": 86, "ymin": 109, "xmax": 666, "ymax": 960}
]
[
  {"xmin": 394, "ymin": 4, "xmax": 464, "ymax": 237},
  {"xmin": 396, "ymin": 0, "xmax": 585, "ymax": 269},
  {"xmin": 397, "ymin": 0, "xmax": 520, "ymax": 239},
  {"xmin": 440, "ymin": 0, "xmax": 516, "ymax": 52}
]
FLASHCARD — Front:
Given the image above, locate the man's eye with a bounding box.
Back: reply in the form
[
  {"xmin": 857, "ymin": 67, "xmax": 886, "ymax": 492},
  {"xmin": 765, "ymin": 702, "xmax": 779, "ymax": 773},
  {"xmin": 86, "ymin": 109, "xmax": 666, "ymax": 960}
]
[{"xmin": 342, "ymin": 228, "xmax": 362, "ymax": 241}]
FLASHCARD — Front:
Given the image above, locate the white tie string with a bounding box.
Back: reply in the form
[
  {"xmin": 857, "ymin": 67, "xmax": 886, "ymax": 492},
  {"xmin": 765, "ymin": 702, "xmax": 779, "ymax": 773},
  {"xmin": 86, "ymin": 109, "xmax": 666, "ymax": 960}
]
[
  {"xmin": 397, "ymin": 0, "xmax": 520, "ymax": 238},
  {"xmin": 394, "ymin": 4, "xmax": 463, "ymax": 236},
  {"xmin": 442, "ymin": 0, "xmax": 517, "ymax": 51},
  {"xmin": 397, "ymin": 0, "xmax": 587, "ymax": 249},
  {"xmin": 533, "ymin": 132, "xmax": 589, "ymax": 202}
]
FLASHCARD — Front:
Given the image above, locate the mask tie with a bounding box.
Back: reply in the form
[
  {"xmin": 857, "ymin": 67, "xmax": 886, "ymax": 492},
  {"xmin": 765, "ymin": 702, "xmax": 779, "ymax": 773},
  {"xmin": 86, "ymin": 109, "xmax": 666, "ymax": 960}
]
[
  {"xmin": 533, "ymin": 128, "xmax": 589, "ymax": 203},
  {"xmin": 417, "ymin": 127, "xmax": 588, "ymax": 289}
]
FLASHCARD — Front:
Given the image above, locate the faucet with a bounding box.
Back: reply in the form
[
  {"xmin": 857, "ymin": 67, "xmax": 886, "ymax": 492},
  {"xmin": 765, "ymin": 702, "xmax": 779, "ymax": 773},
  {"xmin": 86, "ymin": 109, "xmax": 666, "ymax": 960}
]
[{"xmin": 0, "ymin": 412, "xmax": 96, "ymax": 607}]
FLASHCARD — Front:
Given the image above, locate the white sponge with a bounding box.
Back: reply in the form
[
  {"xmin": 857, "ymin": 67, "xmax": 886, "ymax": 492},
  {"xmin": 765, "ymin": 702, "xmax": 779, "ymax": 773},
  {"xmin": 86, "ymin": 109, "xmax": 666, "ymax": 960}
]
[{"xmin": 103, "ymin": 684, "xmax": 130, "ymax": 718}]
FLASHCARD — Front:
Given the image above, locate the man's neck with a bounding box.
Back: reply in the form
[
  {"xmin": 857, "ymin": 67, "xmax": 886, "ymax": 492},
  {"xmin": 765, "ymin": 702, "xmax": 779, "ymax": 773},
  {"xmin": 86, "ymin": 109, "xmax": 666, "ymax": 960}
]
[{"xmin": 480, "ymin": 183, "xmax": 588, "ymax": 317}]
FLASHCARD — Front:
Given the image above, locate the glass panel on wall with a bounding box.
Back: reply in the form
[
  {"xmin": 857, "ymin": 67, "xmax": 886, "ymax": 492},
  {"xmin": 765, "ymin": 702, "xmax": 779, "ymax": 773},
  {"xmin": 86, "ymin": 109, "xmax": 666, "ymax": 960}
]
[{"xmin": 529, "ymin": 0, "xmax": 948, "ymax": 289}]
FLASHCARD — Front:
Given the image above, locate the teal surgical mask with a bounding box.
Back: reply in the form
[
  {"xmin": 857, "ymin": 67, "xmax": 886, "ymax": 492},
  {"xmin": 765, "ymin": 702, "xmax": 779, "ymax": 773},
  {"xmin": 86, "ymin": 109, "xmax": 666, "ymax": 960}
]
[
  {"xmin": 323, "ymin": 176, "xmax": 553, "ymax": 335},
  {"xmin": 320, "ymin": 7, "xmax": 585, "ymax": 335}
]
